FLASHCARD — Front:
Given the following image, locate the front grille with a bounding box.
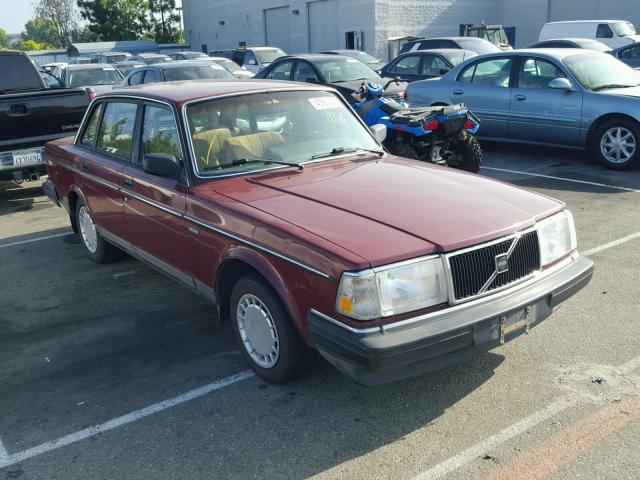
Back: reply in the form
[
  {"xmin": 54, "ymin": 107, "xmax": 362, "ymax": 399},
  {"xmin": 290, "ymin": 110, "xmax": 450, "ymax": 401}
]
[{"xmin": 448, "ymin": 231, "xmax": 541, "ymax": 301}]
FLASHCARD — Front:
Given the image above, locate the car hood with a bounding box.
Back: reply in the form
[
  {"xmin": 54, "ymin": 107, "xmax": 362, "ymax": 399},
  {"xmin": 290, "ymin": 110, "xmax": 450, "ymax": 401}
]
[
  {"xmin": 596, "ymin": 85, "xmax": 640, "ymax": 97},
  {"xmin": 210, "ymin": 156, "xmax": 562, "ymax": 267}
]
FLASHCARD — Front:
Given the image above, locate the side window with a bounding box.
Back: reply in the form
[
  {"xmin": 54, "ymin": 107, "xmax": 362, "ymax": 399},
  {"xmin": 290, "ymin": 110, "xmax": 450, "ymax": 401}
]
[
  {"xmin": 96, "ymin": 102, "xmax": 138, "ymax": 160},
  {"xmin": 245, "ymin": 51, "xmax": 257, "ymax": 65},
  {"xmin": 421, "ymin": 55, "xmax": 449, "ymax": 75},
  {"xmin": 596, "ymin": 23, "xmax": 613, "ymax": 39},
  {"xmin": 264, "ymin": 61, "xmax": 293, "ymax": 80},
  {"xmin": 458, "ymin": 58, "xmax": 512, "ymax": 87},
  {"xmin": 392, "ymin": 55, "xmax": 420, "ymax": 74},
  {"xmin": 79, "ymin": 103, "xmax": 104, "ymax": 148},
  {"xmin": 418, "ymin": 40, "xmax": 436, "ymax": 50},
  {"xmin": 143, "ymin": 69, "xmax": 160, "ymax": 84},
  {"xmin": 518, "ymin": 58, "xmax": 566, "ymax": 89},
  {"xmin": 292, "ymin": 62, "xmax": 319, "ymax": 82},
  {"xmin": 128, "ymin": 70, "xmax": 145, "ymax": 85},
  {"xmin": 619, "ymin": 45, "xmax": 640, "ymax": 59},
  {"xmin": 140, "ymin": 105, "xmax": 183, "ymax": 164}
]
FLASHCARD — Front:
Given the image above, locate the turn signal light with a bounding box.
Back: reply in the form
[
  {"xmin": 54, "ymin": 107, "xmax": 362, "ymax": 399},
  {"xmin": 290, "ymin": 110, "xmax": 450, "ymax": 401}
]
[
  {"xmin": 424, "ymin": 119, "xmax": 440, "ymax": 131},
  {"xmin": 464, "ymin": 120, "xmax": 475, "ymax": 129},
  {"xmin": 86, "ymin": 88, "xmax": 97, "ymax": 102}
]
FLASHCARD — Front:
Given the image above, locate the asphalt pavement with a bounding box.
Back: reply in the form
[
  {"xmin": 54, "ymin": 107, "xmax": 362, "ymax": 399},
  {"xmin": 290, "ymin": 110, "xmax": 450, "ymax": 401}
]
[{"xmin": 0, "ymin": 144, "xmax": 639, "ymax": 480}]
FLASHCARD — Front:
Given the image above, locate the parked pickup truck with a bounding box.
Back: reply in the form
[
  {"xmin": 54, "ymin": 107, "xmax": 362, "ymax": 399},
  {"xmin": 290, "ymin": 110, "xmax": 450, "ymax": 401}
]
[
  {"xmin": 0, "ymin": 50, "xmax": 89, "ymax": 183},
  {"xmin": 43, "ymin": 81, "xmax": 593, "ymax": 385}
]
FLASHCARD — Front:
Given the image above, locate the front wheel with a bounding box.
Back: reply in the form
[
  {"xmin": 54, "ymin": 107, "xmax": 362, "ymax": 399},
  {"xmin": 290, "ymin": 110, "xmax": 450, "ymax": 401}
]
[
  {"xmin": 230, "ymin": 273, "xmax": 312, "ymax": 383},
  {"xmin": 452, "ymin": 135, "xmax": 483, "ymax": 173},
  {"xmin": 594, "ymin": 118, "xmax": 640, "ymax": 170}
]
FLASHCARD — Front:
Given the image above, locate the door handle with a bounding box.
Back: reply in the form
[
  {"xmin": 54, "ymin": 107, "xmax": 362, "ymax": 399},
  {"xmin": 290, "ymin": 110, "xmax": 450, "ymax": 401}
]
[
  {"xmin": 122, "ymin": 177, "xmax": 134, "ymax": 188},
  {"xmin": 514, "ymin": 94, "xmax": 527, "ymax": 101},
  {"xmin": 8, "ymin": 104, "xmax": 30, "ymax": 117},
  {"xmin": 452, "ymin": 89, "xmax": 464, "ymax": 95},
  {"xmin": 81, "ymin": 161, "xmax": 89, "ymax": 171}
]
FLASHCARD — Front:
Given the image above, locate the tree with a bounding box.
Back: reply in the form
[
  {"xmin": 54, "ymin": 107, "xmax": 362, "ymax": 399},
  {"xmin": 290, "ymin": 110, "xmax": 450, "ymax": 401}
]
[
  {"xmin": 0, "ymin": 28, "xmax": 11, "ymax": 50},
  {"xmin": 77, "ymin": 0, "xmax": 151, "ymax": 41},
  {"xmin": 17, "ymin": 39, "xmax": 55, "ymax": 51},
  {"xmin": 148, "ymin": 0, "xmax": 182, "ymax": 43},
  {"xmin": 22, "ymin": 17, "xmax": 61, "ymax": 47},
  {"xmin": 34, "ymin": 0, "xmax": 77, "ymax": 47}
]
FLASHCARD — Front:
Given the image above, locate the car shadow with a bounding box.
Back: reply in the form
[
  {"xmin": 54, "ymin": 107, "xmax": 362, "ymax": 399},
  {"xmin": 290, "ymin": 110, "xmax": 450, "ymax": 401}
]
[{"xmin": 0, "ymin": 230, "xmax": 504, "ymax": 477}]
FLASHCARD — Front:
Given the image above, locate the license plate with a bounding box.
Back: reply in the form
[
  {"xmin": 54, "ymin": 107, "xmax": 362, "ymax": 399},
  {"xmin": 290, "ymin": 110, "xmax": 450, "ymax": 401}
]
[
  {"xmin": 12, "ymin": 150, "xmax": 43, "ymax": 167},
  {"xmin": 500, "ymin": 306, "xmax": 532, "ymax": 344}
]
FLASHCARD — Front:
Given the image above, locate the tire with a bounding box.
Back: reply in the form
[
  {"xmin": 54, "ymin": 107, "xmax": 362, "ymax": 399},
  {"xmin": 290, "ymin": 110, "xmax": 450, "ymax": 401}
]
[
  {"xmin": 387, "ymin": 142, "xmax": 421, "ymax": 160},
  {"xmin": 75, "ymin": 199, "xmax": 122, "ymax": 264},
  {"xmin": 454, "ymin": 135, "xmax": 483, "ymax": 173},
  {"xmin": 230, "ymin": 273, "xmax": 311, "ymax": 383},
  {"xmin": 594, "ymin": 118, "xmax": 640, "ymax": 170}
]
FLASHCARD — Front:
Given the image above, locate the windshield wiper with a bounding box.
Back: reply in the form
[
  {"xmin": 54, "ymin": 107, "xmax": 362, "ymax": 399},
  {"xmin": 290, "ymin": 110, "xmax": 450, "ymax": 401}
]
[
  {"xmin": 310, "ymin": 146, "xmax": 384, "ymax": 160},
  {"xmin": 592, "ymin": 84, "xmax": 637, "ymax": 91},
  {"xmin": 232, "ymin": 158, "xmax": 303, "ymax": 169}
]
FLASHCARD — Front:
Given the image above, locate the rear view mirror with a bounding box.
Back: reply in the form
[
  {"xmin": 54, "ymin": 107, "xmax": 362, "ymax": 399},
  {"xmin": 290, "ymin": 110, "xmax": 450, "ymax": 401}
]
[
  {"xmin": 143, "ymin": 153, "xmax": 182, "ymax": 178},
  {"xmin": 370, "ymin": 124, "xmax": 387, "ymax": 143},
  {"xmin": 548, "ymin": 77, "xmax": 575, "ymax": 91}
]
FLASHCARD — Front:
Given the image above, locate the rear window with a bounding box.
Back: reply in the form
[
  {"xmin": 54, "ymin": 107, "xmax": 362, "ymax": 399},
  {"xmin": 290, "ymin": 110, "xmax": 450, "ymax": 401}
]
[
  {"xmin": 0, "ymin": 54, "xmax": 41, "ymax": 92},
  {"xmin": 68, "ymin": 67, "xmax": 122, "ymax": 87},
  {"xmin": 162, "ymin": 65, "xmax": 234, "ymax": 81}
]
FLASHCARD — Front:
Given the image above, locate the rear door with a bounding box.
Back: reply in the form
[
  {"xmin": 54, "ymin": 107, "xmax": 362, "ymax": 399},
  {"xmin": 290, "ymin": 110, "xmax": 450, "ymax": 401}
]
[
  {"xmin": 76, "ymin": 99, "xmax": 137, "ymax": 239},
  {"xmin": 449, "ymin": 56, "xmax": 514, "ymax": 138},
  {"xmin": 386, "ymin": 54, "xmax": 423, "ymax": 82},
  {"xmin": 121, "ymin": 101, "xmax": 190, "ymax": 279},
  {"xmin": 508, "ymin": 56, "xmax": 582, "ymax": 146}
]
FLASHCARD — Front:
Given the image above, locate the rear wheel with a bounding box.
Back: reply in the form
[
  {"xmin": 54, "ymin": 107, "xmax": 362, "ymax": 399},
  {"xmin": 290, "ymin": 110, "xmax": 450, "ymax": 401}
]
[
  {"xmin": 594, "ymin": 118, "xmax": 640, "ymax": 170},
  {"xmin": 75, "ymin": 200, "xmax": 122, "ymax": 264},
  {"xmin": 230, "ymin": 273, "xmax": 312, "ymax": 383},
  {"xmin": 453, "ymin": 135, "xmax": 483, "ymax": 173}
]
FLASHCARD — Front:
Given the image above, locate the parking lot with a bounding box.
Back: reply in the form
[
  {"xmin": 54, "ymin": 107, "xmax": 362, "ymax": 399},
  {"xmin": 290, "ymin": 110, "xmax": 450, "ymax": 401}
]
[{"xmin": 1, "ymin": 145, "xmax": 639, "ymax": 480}]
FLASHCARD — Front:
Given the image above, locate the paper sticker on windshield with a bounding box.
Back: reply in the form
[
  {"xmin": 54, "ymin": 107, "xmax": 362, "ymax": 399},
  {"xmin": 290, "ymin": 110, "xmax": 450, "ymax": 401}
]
[
  {"xmin": 308, "ymin": 96, "xmax": 342, "ymax": 110},
  {"xmin": 345, "ymin": 58, "xmax": 358, "ymax": 63}
]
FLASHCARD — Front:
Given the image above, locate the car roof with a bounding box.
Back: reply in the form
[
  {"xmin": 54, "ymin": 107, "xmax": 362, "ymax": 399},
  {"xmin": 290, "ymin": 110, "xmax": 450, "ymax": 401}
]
[
  {"xmin": 410, "ymin": 37, "xmax": 486, "ymax": 43},
  {"xmin": 282, "ymin": 53, "xmax": 349, "ymax": 61},
  {"xmin": 115, "ymin": 61, "xmax": 145, "ymax": 65},
  {"xmin": 473, "ymin": 48, "xmax": 601, "ymax": 60},
  {"xmin": 64, "ymin": 64, "xmax": 120, "ymax": 70},
  {"xmin": 149, "ymin": 60, "xmax": 222, "ymax": 69},
  {"xmin": 108, "ymin": 79, "xmax": 333, "ymax": 105},
  {"xmin": 401, "ymin": 48, "xmax": 476, "ymax": 55},
  {"xmin": 247, "ymin": 46, "xmax": 283, "ymax": 51},
  {"xmin": 545, "ymin": 20, "xmax": 626, "ymax": 24},
  {"xmin": 100, "ymin": 51, "xmax": 129, "ymax": 56},
  {"xmin": 135, "ymin": 52, "xmax": 169, "ymax": 57}
]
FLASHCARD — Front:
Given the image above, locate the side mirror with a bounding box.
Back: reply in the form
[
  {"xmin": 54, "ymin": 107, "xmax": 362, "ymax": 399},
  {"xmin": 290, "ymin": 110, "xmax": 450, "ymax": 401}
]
[
  {"xmin": 548, "ymin": 77, "xmax": 575, "ymax": 91},
  {"xmin": 142, "ymin": 153, "xmax": 182, "ymax": 178},
  {"xmin": 370, "ymin": 123, "xmax": 387, "ymax": 143},
  {"xmin": 394, "ymin": 75, "xmax": 402, "ymax": 84}
]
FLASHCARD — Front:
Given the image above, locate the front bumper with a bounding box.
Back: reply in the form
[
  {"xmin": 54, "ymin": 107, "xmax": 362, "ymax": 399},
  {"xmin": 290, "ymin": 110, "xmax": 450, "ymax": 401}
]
[{"xmin": 309, "ymin": 255, "xmax": 594, "ymax": 385}]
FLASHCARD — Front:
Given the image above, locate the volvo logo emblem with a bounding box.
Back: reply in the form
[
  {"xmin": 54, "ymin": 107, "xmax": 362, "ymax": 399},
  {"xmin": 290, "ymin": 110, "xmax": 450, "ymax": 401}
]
[{"xmin": 495, "ymin": 253, "xmax": 509, "ymax": 274}]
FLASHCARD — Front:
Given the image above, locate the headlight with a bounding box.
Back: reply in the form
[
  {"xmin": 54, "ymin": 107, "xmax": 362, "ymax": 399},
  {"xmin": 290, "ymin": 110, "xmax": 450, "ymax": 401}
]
[
  {"xmin": 335, "ymin": 257, "xmax": 447, "ymax": 320},
  {"xmin": 537, "ymin": 210, "xmax": 577, "ymax": 266}
]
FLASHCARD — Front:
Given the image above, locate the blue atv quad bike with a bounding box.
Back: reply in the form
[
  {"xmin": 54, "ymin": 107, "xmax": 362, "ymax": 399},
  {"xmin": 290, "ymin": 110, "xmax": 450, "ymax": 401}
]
[{"xmin": 351, "ymin": 80, "xmax": 483, "ymax": 173}]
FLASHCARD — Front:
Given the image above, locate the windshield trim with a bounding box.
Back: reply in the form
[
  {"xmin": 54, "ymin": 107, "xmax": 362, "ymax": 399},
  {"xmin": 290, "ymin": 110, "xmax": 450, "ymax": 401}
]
[{"xmin": 180, "ymin": 88, "xmax": 383, "ymax": 181}]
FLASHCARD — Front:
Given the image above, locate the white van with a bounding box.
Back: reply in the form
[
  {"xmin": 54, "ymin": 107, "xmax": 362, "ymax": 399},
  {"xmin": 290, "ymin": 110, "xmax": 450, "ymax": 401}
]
[{"xmin": 539, "ymin": 20, "xmax": 640, "ymax": 49}]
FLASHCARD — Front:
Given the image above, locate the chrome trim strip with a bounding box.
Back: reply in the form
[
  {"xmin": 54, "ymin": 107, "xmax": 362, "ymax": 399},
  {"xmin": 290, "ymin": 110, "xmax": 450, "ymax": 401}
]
[
  {"xmin": 184, "ymin": 215, "xmax": 332, "ymax": 279},
  {"xmin": 310, "ymin": 309, "xmax": 381, "ymax": 335},
  {"xmin": 123, "ymin": 189, "xmax": 184, "ymax": 217}
]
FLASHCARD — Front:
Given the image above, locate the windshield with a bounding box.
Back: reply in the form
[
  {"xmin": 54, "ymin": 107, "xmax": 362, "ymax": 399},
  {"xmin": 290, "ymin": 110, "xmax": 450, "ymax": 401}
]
[
  {"xmin": 215, "ymin": 58, "xmax": 243, "ymax": 73},
  {"xmin": 142, "ymin": 56, "xmax": 171, "ymax": 64},
  {"xmin": 444, "ymin": 50, "xmax": 478, "ymax": 66},
  {"xmin": 574, "ymin": 39, "xmax": 611, "ymax": 52},
  {"xmin": 481, "ymin": 28, "xmax": 509, "ymax": 45},
  {"xmin": 458, "ymin": 38, "xmax": 501, "ymax": 54},
  {"xmin": 163, "ymin": 65, "xmax": 235, "ymax": 81},
  {"xmin": 344, "ymin": 51, "xmax": 379, "ymax": 64},
  {"xmin": 563, "ymin": 53, "xmax": 639, "ymax": 90},
  {"xmin": 316, "ymin": 58, "xmax": 380, "ymax": 82},
  {"xmin": 106, "ymin": 54, "xmax": 129, "ymax": 63},
  {"xmin": 184, "ymin": 52, "xmax": 208, "ymax": 59},
  {"xmin": 611, "ymin": 21, "xmax": 636, "ymax": 37},
  {"xmin": 186, "ymin": 90, "xmax": 379, "ymax": 177},
  {"xmin": 68, "ymin": 67, "xmax": 123, "ymax": 87},
  {"xmin": 255, "ymin": 49, "xmax": 286, "ymax": 64},
  {"xmin": 117, "ymin": 64, "xmax": 143, "ymax": 77}
]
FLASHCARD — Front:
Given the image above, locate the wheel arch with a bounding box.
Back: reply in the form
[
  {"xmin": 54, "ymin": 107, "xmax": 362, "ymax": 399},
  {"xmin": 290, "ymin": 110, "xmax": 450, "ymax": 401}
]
[
  {"xmin": 67, "ymin": 185, "xmax": 88, "ymax": 233},
  {"xmin": 586, "ymin": 113, "xmax": 640, "ymax": 149},
  {"xmin": 214, "ymin": 248, "xmax": 303, "ymax": 334}
]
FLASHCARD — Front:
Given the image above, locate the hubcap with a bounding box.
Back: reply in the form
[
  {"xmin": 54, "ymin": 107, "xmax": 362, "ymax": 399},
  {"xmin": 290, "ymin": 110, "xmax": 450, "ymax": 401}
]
[
  {"xmin": 78, "ymin": 206, "xmax": 98, "ymax": 254},
  {"xmin": 600, "ymin": 126, "xmax": 636, "ymax": 164},
  {"xmin": 236, "ymin": 293, "xmax": 279, "ymax": 369}
]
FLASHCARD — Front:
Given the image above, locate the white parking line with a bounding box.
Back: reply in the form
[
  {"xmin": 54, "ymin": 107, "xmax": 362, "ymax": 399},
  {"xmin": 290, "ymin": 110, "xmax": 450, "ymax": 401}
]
[
  {"xmin": 0, "ymin": 437, "xmax": 8, "ymax": 461},
  {"xmin": 412, "ymin": 352, "xmax": 640, "ymax": 480},
  {"xmin": 0, "ymin": 370, "xmax": 254, "ymax": 469},
  {"xmin": 0, "ymin": 232, "xmax": 71, "ymax": 250},
  {"xmin": 583, "ymin": 231, "xmax": 640, "ymax": 256},
  {"xmin": 412, "ymin": 398, "xmax": 575, "ymax": 480},
  {"xmin": 481, "ymin": 166, "xmax": 640, "ymax": 193}
]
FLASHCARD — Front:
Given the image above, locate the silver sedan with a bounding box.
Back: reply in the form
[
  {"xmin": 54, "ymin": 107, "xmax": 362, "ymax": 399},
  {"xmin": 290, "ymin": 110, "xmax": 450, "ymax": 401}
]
[{"xmin": 406, "ymin": 49, "xmax": 640, "ymax": 169}]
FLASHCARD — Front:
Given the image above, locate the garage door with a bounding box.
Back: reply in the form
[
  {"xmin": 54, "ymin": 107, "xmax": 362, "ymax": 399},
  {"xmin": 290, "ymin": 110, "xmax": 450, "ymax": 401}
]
[
  {"xmin": 264, "ymin": 6, "xmax": 290, "ymax": 52},
  {"xmin": 308, "ymin": 0, "xmax": 339, "ymax": 52}
]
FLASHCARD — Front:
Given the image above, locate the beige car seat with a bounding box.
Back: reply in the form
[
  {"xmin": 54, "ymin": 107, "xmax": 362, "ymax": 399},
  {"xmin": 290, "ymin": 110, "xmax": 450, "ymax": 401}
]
[{"xmin": 223, "ymin": 131, "xmax": 285, "ymax": 160}]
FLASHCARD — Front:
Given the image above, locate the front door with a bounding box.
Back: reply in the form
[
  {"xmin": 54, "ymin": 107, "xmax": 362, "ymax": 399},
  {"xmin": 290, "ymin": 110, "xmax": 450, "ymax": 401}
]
[
  {"xmin": 509, "ymin": 57, "xmax": 582, "ymax": 147},
  {"xmin": 450, "ymin": 57, "xmax": 513, "ymax": 139},
  {"xmin": 122, "ymin": 102, "xmax": 191, "ymax": 283}
]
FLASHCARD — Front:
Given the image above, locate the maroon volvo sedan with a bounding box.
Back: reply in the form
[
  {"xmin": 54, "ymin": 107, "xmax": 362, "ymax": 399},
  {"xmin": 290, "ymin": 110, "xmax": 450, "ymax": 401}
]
[{"xmin": 42, "ymin": 80, "xmax": 593, "ymax": 385}]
